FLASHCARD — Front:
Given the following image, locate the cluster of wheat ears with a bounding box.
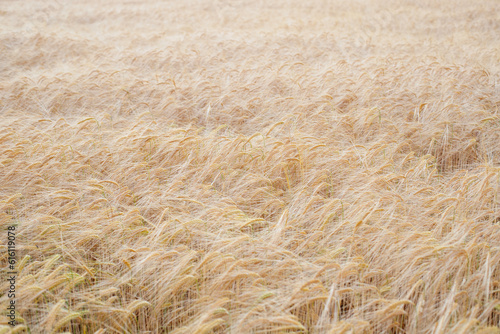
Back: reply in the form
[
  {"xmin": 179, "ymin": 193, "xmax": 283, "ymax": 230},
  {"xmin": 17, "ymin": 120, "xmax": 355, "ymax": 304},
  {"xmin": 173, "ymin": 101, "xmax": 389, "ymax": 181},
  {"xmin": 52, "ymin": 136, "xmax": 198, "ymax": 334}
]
[{"xmin": 1, "ymin": 0, "xmax": 499, "ymax": 333}]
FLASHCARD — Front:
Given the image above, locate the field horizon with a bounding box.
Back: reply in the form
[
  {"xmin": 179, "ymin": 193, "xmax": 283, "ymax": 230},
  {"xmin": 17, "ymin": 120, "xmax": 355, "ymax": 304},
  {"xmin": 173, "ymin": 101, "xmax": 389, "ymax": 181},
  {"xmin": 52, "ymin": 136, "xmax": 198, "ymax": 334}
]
[{"xmin": 1, "ymin": 0, "xmax": 500, "ymax": 333}]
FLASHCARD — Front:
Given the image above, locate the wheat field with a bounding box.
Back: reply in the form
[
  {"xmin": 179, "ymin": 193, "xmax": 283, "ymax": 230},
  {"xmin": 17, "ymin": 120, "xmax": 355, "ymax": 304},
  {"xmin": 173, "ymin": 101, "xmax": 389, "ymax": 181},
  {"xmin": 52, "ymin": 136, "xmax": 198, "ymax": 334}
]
[{"xmin": 1, "ymin": 0, "xmax": 499, "ymax": 333}]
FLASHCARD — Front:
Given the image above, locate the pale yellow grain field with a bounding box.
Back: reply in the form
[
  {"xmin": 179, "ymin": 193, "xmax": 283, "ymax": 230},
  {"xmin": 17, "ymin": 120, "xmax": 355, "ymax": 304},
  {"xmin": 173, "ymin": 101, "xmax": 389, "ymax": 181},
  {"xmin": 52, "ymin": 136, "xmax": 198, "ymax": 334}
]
[{"xmin": 1, "ymin": 0, "xmax": 499, "ymax": 333}]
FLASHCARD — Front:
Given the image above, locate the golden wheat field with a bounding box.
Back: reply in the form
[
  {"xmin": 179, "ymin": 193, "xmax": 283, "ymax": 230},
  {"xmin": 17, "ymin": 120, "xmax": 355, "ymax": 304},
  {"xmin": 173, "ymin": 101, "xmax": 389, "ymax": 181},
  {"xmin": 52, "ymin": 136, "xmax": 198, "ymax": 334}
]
[{"xmin": 1, "ymin": 0, "xmax": 500, "ymax": 333}]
